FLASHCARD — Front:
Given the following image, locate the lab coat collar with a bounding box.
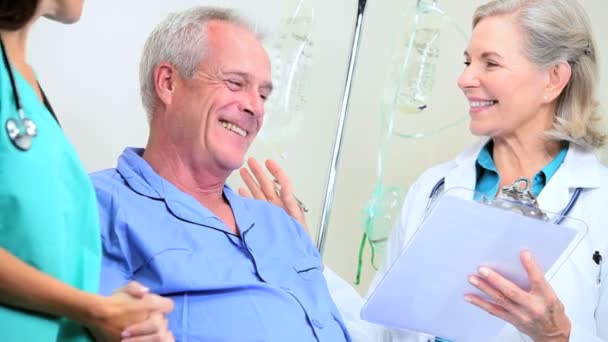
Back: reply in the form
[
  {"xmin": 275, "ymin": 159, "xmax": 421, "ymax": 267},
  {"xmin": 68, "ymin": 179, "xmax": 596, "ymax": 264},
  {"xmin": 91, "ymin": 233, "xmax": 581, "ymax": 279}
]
[
  {"xmin": 444, "ymin": 138, "xmax": 488, "ymax": 198},
  {"xmin": 537, "ymin": 143, "xmax": 600, "ymax": 219},
  {"xmin": 116, "ymin": 147, "xmax": 255, "ymax": 235},
  {"xmin": 444, "ymin": 138, "xmax": 602, "ymax": 218}
]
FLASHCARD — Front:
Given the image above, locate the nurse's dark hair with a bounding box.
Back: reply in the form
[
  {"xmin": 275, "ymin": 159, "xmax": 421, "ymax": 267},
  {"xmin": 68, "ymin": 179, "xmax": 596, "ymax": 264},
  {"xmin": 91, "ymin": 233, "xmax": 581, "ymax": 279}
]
[{"xmin": 0, "ymin": 0, "xmax": 39, "ymax": 31}]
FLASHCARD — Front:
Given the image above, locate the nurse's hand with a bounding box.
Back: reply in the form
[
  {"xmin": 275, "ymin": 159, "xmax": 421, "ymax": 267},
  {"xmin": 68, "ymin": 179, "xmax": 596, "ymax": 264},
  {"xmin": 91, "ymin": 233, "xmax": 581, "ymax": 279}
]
[
  {"xmin": 239, "ymin": 157, "xmax": 309, "ymax": 232},
  {"xmin": 465, "ymin": 250, "xmax": 571, "ymax": 342},
  {"xmin": 87, "ymin": 282, "xmax": 174, "ymax": 341}
]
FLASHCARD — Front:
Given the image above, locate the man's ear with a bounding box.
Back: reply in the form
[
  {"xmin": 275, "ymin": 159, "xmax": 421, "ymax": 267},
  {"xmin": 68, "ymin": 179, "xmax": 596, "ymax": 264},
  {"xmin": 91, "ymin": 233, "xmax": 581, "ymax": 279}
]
[
  {"xmin": 154, "ymin": 62, "xmax": 177, "ymax": 106},
  {"xmin": 543, "ymin": 61, "xmax": 572, "ymax": 103}
]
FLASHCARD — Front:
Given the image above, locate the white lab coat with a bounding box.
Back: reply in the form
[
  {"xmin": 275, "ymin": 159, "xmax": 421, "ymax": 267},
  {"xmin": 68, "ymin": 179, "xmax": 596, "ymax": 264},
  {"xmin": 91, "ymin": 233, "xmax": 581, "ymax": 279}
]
[{"xmin": 325, "ymin": 138, "xmax": 608, "ymax": 342}]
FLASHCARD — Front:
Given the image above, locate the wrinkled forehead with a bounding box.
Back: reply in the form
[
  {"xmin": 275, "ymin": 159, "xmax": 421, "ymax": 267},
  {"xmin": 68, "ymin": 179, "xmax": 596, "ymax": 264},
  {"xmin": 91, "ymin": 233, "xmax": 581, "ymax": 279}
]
[{"xmin": 204, "ymin": 20, "xmax": 271, "ymax": 82}]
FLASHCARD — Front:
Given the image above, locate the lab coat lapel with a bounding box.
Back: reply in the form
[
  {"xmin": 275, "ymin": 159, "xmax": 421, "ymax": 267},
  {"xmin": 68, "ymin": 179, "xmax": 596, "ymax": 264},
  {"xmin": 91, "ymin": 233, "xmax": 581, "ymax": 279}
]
[
  {"xmin": 536, "ymin": 163, "xmax": 573, "ymax": 221},
  {"xmin": 537, "ymin": 144, "xmax": 601, "ymax": 221},
  {"xmin": 444, "ymin": 138, "xmax": 487, "ymax": 199}
]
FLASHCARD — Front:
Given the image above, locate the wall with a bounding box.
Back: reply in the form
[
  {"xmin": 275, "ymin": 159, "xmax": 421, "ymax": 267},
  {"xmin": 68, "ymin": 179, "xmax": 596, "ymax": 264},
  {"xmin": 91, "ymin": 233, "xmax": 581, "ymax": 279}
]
[{"xmin": 29, "ymin": 0, "xmax": 608, "ymax": 295}]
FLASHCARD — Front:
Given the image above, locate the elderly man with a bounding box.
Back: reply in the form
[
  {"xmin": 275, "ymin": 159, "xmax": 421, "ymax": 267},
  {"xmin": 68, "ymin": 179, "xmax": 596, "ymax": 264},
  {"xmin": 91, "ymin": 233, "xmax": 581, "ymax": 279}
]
[{"xmin": 91, "ymin": 6, "xmax": 351, "ymax": 342}]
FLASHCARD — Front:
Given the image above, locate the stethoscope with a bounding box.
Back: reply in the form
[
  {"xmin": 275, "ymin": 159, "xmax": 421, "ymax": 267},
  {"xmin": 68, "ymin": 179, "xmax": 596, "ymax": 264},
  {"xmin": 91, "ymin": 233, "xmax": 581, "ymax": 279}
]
[
  {"xmin": 428, "ymin": 177, "xmax": 583, "ymax": 225},
  {"xmin": 1, "ymin": 38, "xmax": 57, "ymax": 151}
]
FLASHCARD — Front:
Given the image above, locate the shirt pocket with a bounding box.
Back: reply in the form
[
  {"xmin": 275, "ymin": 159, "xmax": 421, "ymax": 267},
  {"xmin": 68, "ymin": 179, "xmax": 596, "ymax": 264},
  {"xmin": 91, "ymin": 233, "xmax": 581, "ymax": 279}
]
[
  {"xmin": 130, "ymin": 247, "xmax": 194, "ymax": 293},
  {"xmin": 291, "ymin": 258, "xmax": 332, "ymax": 321},
  {"xmin": 292, "ymin": 257, "xmax": 351, "ymax": 341},
  {"xmin": 293, "ymin": 257, "xmax": 324, "ymax": 280}
]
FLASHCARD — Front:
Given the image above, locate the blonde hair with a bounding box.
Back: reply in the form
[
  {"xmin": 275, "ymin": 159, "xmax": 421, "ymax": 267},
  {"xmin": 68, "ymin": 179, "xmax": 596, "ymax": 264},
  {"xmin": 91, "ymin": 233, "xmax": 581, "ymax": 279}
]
[{"xmin": 474, "ymin": 0, "xmax": 606, "ymax": 148}]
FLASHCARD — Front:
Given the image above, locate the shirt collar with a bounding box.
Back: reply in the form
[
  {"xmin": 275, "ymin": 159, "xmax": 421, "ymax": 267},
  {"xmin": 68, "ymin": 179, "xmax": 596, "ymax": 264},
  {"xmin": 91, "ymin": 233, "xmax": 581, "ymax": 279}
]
[
  {"xmin": 475, "ymin": 141, "xmax": 569, "ymax": 194},
  {"xmin": 455, "ymin": 138, "xmax": 601, "ymax": 189},
  {"xmin": 476, "ymin": 141, "xmax": 497, "ymax": 174},
  {"xmin": 116, "ymin": 147, "xmax": 163, "ymax": 199},
  {"xmin": 446, "ymin": 138, "xmax": 602, "ymax": 217},
  {"xmin": 116, "ymin": 147, "xmax": 255, "ymax": 234}
]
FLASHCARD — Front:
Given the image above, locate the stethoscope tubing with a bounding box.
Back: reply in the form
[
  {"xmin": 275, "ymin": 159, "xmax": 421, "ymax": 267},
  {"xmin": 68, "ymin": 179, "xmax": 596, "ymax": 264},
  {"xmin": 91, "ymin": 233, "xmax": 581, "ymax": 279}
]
[{"xmin": 428, "ymin": 177, "xmax": 582, "ymax": 225}]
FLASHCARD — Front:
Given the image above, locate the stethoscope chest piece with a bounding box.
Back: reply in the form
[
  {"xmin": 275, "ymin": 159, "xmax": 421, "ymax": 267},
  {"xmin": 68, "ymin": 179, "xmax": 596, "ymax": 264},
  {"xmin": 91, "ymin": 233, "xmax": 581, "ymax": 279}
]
[
  {"xmin": 1, "ymin": 37, "xmax": 55, "ymax": 153},
  {"xmin": 5, "ymin": 116, "xmax": 37, "ymax": 151}
]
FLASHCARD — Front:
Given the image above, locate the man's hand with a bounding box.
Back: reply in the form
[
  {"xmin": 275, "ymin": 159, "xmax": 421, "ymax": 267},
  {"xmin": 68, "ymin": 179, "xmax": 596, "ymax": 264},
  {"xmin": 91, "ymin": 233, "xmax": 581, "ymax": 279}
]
[
  {"xmin": 121, "ymin": 312, "xmax": 174, "ymax": 342},
  {"xmin": 239, "ymin": 157, "xmax": 308, "ymax": 232}
]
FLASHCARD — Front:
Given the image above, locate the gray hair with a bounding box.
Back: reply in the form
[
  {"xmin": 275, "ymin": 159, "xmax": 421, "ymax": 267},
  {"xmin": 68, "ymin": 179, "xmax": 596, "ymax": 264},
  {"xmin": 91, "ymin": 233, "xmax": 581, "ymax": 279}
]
[
  {"xmin": 474, "ymin": 0, "xmax": 606, "ymax": 148},
  {"xmin": 139, "ymin": 6, "xmax": 255, "ymax": 121}
]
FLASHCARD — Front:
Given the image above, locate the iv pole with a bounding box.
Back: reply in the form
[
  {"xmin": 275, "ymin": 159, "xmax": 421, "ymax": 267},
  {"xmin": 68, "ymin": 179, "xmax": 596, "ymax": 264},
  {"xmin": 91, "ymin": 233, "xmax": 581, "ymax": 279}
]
[{"xmin": 316, "ymin": 0, "xmax": 368, "ymax": 255}]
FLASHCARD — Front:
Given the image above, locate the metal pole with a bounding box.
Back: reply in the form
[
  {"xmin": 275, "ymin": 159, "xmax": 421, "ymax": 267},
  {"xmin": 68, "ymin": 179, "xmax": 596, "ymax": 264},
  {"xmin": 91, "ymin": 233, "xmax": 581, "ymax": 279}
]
[{"xmin": 316, "ymin": 0, "xmax": 368, "ymax": 255}]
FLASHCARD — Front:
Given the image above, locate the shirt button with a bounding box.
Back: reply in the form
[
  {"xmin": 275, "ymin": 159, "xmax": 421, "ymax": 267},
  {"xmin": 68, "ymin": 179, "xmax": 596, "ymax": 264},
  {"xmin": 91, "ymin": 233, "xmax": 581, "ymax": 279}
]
[{"xmin": 311, "ymin": 319, "xmax": 324, "ymax": 329}]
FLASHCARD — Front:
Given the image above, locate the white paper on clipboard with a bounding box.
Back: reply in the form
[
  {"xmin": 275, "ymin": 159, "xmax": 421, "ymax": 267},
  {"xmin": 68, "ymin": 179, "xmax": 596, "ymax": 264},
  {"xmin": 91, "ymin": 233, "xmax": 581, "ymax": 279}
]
[{"xmin": 360, "ymin": 188, "xmax": 588, "ymax": 342}]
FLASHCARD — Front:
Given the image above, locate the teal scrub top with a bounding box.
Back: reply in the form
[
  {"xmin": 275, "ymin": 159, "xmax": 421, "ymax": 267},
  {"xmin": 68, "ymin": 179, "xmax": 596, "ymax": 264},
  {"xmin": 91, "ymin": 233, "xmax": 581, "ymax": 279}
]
[{"xmin": 0, "ymin": 60, "xmax": 101, "ymax": 340}]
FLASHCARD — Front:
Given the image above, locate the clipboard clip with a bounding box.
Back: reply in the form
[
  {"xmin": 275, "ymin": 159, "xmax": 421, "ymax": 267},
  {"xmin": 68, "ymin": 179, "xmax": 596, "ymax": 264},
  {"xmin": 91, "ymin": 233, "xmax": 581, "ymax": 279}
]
[{"xmin": 482, "ymin": 177, "xmax": 549, "ymax": 221}]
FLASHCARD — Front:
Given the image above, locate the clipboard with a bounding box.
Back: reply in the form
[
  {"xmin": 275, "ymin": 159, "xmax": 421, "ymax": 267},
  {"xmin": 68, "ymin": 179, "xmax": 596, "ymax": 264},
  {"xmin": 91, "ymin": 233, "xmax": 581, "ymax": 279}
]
[{"xmin": 360, "ymin": 188, "xmax": 588, "ymax": 342}]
